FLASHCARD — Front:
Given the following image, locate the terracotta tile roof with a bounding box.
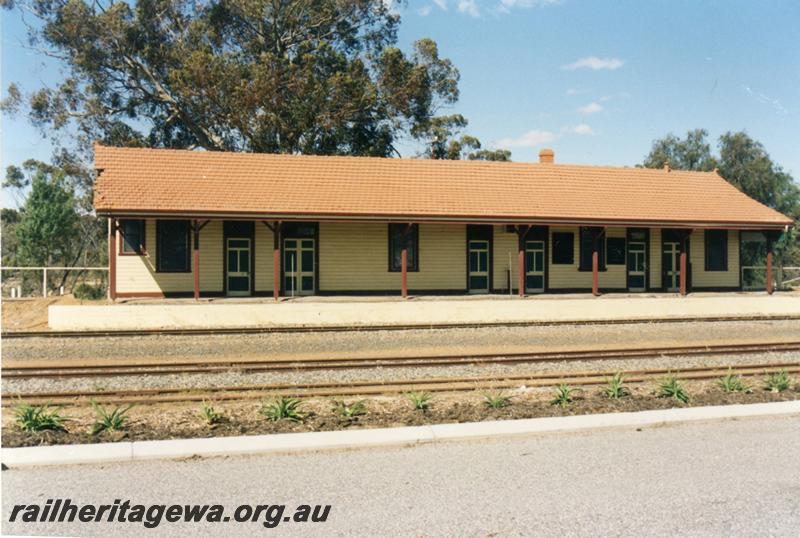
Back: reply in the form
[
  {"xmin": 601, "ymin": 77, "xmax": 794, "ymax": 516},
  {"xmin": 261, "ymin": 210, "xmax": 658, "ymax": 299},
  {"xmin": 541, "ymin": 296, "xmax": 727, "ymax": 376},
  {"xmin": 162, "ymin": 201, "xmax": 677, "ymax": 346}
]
[{"xmin": 93, "ymin": 144, "xmax": 792, "ymax": 229}]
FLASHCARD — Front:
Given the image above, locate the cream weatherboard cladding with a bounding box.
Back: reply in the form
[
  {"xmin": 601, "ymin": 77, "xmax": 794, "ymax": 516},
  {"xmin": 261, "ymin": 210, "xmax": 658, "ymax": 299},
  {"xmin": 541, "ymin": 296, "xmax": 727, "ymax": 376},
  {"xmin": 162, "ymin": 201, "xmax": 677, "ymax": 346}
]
[
  {"xmin": 113, "ymin": 221, "xmax": 744, "ymax": 295},
  {"xmin": 318, "ymin": 222, "xmax": 466, "ymax": 291}
]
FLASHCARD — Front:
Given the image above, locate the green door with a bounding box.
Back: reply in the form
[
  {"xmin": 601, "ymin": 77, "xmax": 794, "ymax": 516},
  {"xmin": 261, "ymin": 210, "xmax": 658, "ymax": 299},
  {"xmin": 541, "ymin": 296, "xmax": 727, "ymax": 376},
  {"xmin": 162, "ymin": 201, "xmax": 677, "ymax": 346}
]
[
  {"xmin": 284, "ymin": 238, "xmax": 315, "ymax": 296},
  {"xmin": 226, "ymin": 238, "xmax": 251, "ymax": 296},
  {"xmin": 468, "ymin": 240, "xmax": 490, "ymax": 293},
  {"xmin": 525, "ymin": 240, "xmax": 545, "ymax": 293}
]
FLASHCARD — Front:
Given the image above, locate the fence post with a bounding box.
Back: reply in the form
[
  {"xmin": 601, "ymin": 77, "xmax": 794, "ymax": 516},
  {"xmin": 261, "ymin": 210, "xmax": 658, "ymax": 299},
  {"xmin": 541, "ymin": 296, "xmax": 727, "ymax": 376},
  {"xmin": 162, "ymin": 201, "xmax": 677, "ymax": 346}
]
[{"xmin": 42, "ymin": 268, "xmax": 47, "ymax": 297}]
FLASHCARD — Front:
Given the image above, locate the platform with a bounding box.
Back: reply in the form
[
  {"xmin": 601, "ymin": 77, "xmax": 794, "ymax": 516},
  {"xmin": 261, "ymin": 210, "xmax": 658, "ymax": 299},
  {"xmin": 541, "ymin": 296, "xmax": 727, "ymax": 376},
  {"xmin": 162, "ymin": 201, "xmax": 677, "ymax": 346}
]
[{"xmin": 46, "ymin": 292, "xmax": 800, "ymax": 331}]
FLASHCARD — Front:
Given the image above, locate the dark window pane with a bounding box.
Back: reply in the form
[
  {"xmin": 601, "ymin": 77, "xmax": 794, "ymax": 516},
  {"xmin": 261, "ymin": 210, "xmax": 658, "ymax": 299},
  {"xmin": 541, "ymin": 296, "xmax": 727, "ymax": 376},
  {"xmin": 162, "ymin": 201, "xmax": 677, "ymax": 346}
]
[
  {"xmin": 705, "ymin": 230, "xmax": 728, "ymax": 271},
  {"xmin": 389, "ymin": 224, "xmax": 418, "ymax": 271},
  {"xmin": 526, "ymin": 275, "xmax": 543, "ymax": 290},
  {"xmin": 301, "ymin": 276, "xmax": 314, "ymax": 291},
  {"xmin": 552, "ymin": 233, "xmax": 574, "ymax": 264},
  {"xmin": 301, "ymin": 250, "xmax": 313, "ymax": 272},
  {"xmin": 606, "ymin": 237, "xmax": 626, "ymax": 265},
  {"xmin": 470, "ymin": 276, "xmax": 488, "ymax": 289},
  {"xmin": 157, "ymin": 220, "xmax": 189, "ymax": 272},
  {"xmin": 120, "ymin": 220, "xmax": 144, "ymax": 254},
  {"xmin": 239, "ymin": 250, "xmax": 249, "ymax": 271},
  {"xmin": 284, "ymin": 251, "xmax": 297, "ymax": 272},
  {"xmin": 579, "ymin": 227, "xmax": 605, "ymax": 271},
  {"xmin": 228, "ymin": 250, "xmax": 237, "ymax": 272},
  {"xmin": 628, "ymin": 275, "xmax": 645, "ymax": 289},
  {"xmin": 228, "ymin": 276, "xmax": 249, "ymax": 292}
]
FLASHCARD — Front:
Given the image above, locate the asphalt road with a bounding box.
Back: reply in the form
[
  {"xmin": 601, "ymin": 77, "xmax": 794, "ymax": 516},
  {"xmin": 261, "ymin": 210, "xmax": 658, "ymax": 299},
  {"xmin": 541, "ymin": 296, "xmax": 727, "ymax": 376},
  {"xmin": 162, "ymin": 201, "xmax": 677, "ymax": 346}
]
[{"xmin": 3, "ymin": 415, "xmax": 800, "ymax": 537}]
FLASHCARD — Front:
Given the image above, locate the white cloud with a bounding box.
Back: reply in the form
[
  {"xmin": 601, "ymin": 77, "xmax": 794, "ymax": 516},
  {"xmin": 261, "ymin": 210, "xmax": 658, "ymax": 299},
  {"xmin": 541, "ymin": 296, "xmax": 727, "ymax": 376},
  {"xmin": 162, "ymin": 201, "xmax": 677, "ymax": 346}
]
[
  {"xmin": 418, "ymin": 5, "xmax": 433, "ymax": 16},
  {"xmin": 433, "ymin": 0, "xmax": 448, "ymax": 9},
  {"xmin": 566, "ymin": 88, "xmax": 587, "ymax": 96},
  {"xmin": 569, "ymin": 123, "xmax": 595, "ymax": 135},
  {"xmin": 495, "ymin": 129, "xmax": 557, "ymax": 148},
  {"xmin": 500, "ymin": 0, "xmax": 560, "ymax": 8},
  {"xmin": 562, "ymin": 57, "xmax": 624, "ymax": 71},
  {"xmin": 458, "ymin": 0, "xmax": 480, "ymax": 17},
  {"xmin": 577, "ymin": 102, "xmax": 603, "ymax": 115},
  {"xmin": 743, "ymin": 86, "xmax": 789, "ymax": 114}
]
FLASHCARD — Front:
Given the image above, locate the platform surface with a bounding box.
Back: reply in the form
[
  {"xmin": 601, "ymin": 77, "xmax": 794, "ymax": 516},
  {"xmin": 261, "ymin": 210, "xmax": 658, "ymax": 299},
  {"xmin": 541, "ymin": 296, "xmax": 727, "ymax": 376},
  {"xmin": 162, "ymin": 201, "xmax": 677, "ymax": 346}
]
[{"xmin": 47, "ymin": 292, "xmax": 800, "ymax": 331}]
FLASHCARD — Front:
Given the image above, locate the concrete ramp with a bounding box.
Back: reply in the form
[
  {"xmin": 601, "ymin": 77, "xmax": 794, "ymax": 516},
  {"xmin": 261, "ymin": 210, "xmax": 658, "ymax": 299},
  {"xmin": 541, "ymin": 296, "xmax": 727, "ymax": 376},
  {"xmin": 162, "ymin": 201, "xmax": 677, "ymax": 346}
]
[{"xmin": 48, "ymin": 295, "xmax": 800, "ymax": 331}]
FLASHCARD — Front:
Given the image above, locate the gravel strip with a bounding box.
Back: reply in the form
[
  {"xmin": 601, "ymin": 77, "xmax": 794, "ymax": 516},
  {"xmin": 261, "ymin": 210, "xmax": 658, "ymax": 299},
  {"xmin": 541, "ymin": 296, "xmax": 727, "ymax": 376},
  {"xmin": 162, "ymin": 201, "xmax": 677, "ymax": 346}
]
[
  {"xmin": 3, "ymin": 351, "xmax": 799, "ymax": 395},
  {"xmin": 4, "ymin": 320, "xmax": 800, "ymax": 362}
]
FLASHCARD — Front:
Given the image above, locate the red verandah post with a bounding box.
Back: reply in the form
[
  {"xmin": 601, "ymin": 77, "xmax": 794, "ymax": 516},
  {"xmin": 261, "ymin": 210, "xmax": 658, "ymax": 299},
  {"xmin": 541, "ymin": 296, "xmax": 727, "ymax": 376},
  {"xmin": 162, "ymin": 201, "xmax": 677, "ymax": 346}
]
[
  {"xmin": 401, "ymin": 248, "xmax": 408, "ymax": 298},
  {"xmin": 679, "ymin": 251, "xmax": 687, "ymax": 296},
  {"xmin": 591, "ymin": 250, "xmax": 599, "ymax": 296}
]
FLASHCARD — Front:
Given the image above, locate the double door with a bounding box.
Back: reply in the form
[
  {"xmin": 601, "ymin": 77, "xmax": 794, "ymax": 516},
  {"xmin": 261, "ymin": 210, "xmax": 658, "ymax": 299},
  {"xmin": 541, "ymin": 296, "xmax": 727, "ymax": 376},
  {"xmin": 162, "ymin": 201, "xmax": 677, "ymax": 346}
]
[{"xmin": 284, "ymin": 238, "xmax": 315, "ymax": 296}]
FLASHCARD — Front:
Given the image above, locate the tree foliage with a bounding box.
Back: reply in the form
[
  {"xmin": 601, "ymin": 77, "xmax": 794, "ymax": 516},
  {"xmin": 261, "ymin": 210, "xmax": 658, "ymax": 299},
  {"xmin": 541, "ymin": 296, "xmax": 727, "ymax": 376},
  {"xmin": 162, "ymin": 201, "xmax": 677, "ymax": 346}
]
[
  {"xmin": 643, "ymin": 129, "xmax": 799, "ymax": 218},
  {"xmin": 3, "ymin": 0, "xmax": 472, "ymax": 158},
  {"xmin": 416, "ymin": 114, "xmax": 511, "ymax": 161}
]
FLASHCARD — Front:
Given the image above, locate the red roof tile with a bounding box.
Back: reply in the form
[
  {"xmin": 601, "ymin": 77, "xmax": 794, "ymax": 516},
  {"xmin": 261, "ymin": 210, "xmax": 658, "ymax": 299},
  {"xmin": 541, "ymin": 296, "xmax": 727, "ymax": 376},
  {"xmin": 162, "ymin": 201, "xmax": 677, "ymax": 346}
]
[{"xmin": 93, "ymin": 144, "xmax": 792, "ymax": 229}]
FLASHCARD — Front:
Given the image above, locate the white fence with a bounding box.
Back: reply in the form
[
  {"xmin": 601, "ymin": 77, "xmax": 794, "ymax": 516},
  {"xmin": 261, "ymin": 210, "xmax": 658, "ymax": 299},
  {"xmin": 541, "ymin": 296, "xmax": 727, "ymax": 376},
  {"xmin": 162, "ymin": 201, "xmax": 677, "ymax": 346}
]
[{"xmin": 1, "ymin": 266, "xmax": 108, "ymax": 298}]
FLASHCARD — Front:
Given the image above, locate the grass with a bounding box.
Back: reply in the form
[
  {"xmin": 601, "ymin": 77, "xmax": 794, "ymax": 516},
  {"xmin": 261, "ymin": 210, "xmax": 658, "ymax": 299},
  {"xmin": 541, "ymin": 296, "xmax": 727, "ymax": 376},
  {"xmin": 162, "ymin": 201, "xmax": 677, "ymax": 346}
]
[
  {"xmin": 407, "ymin": 392, "xmax": 433, "ymax": 411},
  {"xmin": 260, "ymin": 396, "xmax": 305, "ymax": 422},
  {"xmin": 763, "ymin": 370, "xmax": 792, "ymax": 393},
  {"xmin": 656, "ymin": 375, "xmax": 690, "ymax": 403},
  {"xmin": 602, "ymin": 373, "xmax": 630, "ymax": 399},
  {"xmin": 14, "ymin": 403, "xmax": 68, "ymax": 433},
  {"xmin": 718, "ymin": 370, "xmax": 750, "ymax": 393},
  {"xmin": 332, "ymin": 399, "xmax": 367, "ymax": 420},
  {"xmin": 90, "ymin": 400, "xmax": 134, "ymax": 434},
  {"xmin": 198, "ymin": 401, "xmax": 224, "ymax": 425},
  {"xmin": 483, "ymin": 391, "xmax": 512, "ymax": 409},
  {"xmin": 551, "ymin": 384, "xmax": 577, "ymax": 407}
]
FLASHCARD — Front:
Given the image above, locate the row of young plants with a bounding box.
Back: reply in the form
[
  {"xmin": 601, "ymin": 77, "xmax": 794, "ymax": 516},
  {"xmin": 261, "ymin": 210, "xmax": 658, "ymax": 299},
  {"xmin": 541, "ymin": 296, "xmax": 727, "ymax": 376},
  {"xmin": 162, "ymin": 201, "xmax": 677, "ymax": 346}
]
[{"xmin": 11, "ymin": 370, "xmax": 797, "ymax": 434}]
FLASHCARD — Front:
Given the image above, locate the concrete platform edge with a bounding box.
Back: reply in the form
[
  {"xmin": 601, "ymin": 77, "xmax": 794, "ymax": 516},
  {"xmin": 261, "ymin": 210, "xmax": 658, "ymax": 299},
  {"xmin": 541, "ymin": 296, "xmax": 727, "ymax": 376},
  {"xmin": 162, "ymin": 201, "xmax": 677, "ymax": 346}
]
[{"xmin": 4, "ymin": 401, "xmax": 799, "ymax": 468}]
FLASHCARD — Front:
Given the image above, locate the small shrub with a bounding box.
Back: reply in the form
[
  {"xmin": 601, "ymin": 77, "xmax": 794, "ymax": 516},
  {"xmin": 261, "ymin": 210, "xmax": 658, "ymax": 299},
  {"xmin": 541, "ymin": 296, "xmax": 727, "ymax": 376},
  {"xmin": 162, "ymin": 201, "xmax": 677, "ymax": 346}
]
[
  {"xmin": 14, "ymin": 403, "xmax": 68, "ymax": 433},
  {"xmin": 763, "ymin": 370, "xmax": 792, "ymax": 393},
  {"xmin": 657, "ymin": 376, "xmax": 690, "ymax": 403},
  {"xmin": 602, "ymin": 373, "xmax": 630, "ymax": 399},
  {"xmin": 261, "ymin": 396, "xmax": 305, "ymax": 422},
  {"xmin": 407, "ymin": 392, "xmax": 433, "ymax": 411},
  {"xmin": 90, "ymin": 400, "xmax": 134, "ymax": 434},
  {"xmin": 551, "ymin": 384, "xmax": 576, "ymax": 407},
  {"xmin": 73, "ymin": 283, "xmax": 105, "ymax": 300},
  {"xmin": 718, "ymin": 370, "xmax": 750, "ymax": 393},
  {"xmin": 483, "ymin": 391, "xmax": 512, "ymax": 409},
  {"xmin": 332, "ymin": 399, "xmax": 367, "ymax": 420},
  {"xmin": 199, "ymin": 401, "xmax": 223, "ymax": 425}
]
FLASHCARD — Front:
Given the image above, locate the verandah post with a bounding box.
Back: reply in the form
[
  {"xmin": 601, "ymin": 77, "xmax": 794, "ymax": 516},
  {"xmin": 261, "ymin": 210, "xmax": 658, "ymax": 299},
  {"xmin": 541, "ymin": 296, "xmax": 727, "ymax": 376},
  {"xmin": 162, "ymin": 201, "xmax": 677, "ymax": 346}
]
[
  {"xmin": 591, "ymin": 251, "xmax": 599, "ymax": 296},
  {"xmin": 401, "ymin": 223, "xmax": 411, "ymax": 299}
]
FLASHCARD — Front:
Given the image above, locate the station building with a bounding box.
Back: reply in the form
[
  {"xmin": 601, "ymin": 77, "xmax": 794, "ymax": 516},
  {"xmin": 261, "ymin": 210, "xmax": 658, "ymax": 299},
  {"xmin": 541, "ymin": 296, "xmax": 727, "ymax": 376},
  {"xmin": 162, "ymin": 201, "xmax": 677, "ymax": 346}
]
[{"xmin": 93, "ymin": 145, "xmax": 793, "ymax": 300}]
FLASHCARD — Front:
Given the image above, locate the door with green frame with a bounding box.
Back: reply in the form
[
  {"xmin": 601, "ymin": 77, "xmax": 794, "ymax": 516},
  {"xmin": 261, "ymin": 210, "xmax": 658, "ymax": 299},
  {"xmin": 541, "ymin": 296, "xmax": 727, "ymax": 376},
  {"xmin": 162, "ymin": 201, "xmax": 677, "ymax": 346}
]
[
  {"xmin": 284, "ymin": 238, "xmax": 315, "ymax": 296},
  {"xmin": 525, "ymin": 240, "xmax": 545, "ymax": 293},
  {"xmin": 226, "ymin": 238, "xmax": 251, "ymax": 296}
]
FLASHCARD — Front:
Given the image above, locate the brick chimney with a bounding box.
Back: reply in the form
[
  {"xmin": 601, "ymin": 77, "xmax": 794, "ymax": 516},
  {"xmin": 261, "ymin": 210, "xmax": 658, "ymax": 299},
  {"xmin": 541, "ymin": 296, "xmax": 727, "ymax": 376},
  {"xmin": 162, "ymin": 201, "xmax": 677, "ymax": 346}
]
[{"xmin": 539, "ymin": 148, "xmax": 554, "ymax": 164}]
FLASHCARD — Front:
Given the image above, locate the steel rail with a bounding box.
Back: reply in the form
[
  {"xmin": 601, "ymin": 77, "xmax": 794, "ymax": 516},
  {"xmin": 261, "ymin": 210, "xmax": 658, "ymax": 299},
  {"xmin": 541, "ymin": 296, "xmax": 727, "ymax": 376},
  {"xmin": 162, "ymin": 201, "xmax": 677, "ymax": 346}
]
[
  {"xmin": 3, "ymin": 362, "xmax": 799, "ymax": 406},
  {"xmin": 4, "ymin": 314, "xmax": 800, "ymax": 339},
  {"xmin": 3, "ymin": 341, "xmax": 800, "ymax": 379}
]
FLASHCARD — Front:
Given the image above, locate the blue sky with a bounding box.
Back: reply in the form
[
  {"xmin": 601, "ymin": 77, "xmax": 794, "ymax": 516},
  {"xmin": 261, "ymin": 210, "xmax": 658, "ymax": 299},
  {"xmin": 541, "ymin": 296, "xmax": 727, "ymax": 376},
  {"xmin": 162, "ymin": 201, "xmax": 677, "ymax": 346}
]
[{"xmin": 2, "ymin": 0, "xmax": 799, "ymax": 182}]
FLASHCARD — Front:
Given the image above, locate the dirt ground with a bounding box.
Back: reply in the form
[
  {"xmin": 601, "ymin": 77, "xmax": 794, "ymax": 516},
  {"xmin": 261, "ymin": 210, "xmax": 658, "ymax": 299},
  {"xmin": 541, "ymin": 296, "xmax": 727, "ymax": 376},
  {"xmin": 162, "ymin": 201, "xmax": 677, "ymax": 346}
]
[
  {"xmin": 3, "ymin": 380, "xmax": 797, "ymax": 448},
  {"xmin": 1, "ymin": 296, "xmax": 106, "ymax": 332}
]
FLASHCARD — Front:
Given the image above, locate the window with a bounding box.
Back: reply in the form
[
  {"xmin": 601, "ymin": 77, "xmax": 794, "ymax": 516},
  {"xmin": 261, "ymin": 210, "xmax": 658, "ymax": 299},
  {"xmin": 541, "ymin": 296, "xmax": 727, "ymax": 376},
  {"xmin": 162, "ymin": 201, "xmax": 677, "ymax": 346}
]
[
  {"xmin": 606, "ymin": 237, "xmax": 626, "ymax": 265},
  {"xmin": 389, "ymin": 224, "xmax": 419, "ymax": 272},
  {"xmin": 551, "ymin": 232, "xmax": 574, "ymax": 264},
  {"xmin": 119, "ymin": 220, "xmax": 145, "ymax": 255},
  {"xmin": 156, "ymin": 220, "xmax": 190, "ymax": 272},
  {"xmin": 705, "ymin": 230, "xmax": 728, "ymax": 271},
  {"xmin": 579, "ymin": 227, "xmax": 606, "ymax": 271}
]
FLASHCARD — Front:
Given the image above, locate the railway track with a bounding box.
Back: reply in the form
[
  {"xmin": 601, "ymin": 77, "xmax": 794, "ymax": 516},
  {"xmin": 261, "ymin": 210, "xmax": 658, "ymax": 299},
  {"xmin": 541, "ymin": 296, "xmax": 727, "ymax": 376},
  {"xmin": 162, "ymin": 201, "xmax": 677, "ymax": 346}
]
[
  {"xmin": 3, "ymin": 340, "xmax": 800, "ymax": 379},
  {"xmin": 3, "ymin": 361, "xmax": 799, "ymax": 406},
  {"xmin": 4, "ymin": 314, "xmax": 800, "ymax": 339}
]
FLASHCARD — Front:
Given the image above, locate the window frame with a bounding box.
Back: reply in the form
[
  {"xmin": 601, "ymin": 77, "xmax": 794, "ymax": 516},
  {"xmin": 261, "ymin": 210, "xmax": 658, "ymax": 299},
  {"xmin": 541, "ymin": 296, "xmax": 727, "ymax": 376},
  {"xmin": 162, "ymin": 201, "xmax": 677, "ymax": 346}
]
[
  {"xmin": 119, "ymin": 219, "xmax": 146, "ymax": 256},
  {"xmin": 551, "ymin": 232, "xmax": 574, "ymax": 265},
  {"xmin": 156, "ymin": 220, "xmax": 191, "ymax": 273},
  {"xmin": 606, "ymin": 237, "xmax": 626, "ymax": 265},
  {"xmin": 578, "ymin": 227, "xmax": 606, "ymax": 272},
  {"xmin": 704, "ymin": 229, "xmax": 728, "ymax": 272},
  {"xmin": 388, "ymin": 223, "xmax": 419, "ymax": 272}
]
